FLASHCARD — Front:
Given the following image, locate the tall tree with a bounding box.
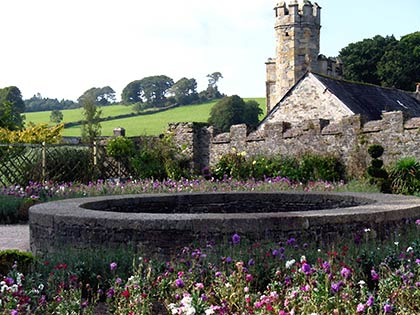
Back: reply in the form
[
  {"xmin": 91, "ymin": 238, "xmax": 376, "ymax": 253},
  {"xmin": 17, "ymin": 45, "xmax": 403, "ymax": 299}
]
[
  {"xmin": 170, "ymin": 77, "xmax": 198, "ymax": 105},
  {"xmin": 81, "ymin": 96, "xmax": 102, "ymax": 143},
  {"xmin": 339, "ymin": 35, "xmax": 397, "ymax": 86},
  {"xmin": 200, "ymin": 72, "xmax": 224, "ymax": 101},
  {"xmin": 50, "ymin": 109, "xmax": 63, "ymax": 124},
  {"xmin": 0, "ymin": 86, "xmax": 25, "ymax": 130},
  {"xmin": 208, "ymin": 95, "xmax": 262, "ymax": 133},
  {"xmin": 378, "ymin": 32, "xmax": 420, "ymax": 91},
  {"xmin": 121, "ymin": 80, "xmax": 143, "ymax": 104},
  {"xmin": 139, "ymin": 75, "xmax": 174, "ymax": 107},
  {"xmin": 78, "ymin": 86, "xmax": 116, "ymax": 105}
]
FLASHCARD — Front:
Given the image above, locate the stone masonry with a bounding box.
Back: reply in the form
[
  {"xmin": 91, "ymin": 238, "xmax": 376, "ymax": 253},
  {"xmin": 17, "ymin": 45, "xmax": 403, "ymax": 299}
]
[
  {"xmin": 266, "ymin": 0, "xmax": 342, "ymax": 113},
  {"xmin": 171, "ymin": 111, "xmax": 420, "ymax": 178}
]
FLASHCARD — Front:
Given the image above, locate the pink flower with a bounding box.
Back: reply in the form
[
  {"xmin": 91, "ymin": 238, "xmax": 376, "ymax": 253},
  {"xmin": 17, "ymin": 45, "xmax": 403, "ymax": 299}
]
[
  {"xmin": 356, "ymin": 303, "xmax": 366, "ymax": 313},
  {"xmin": 110, "ymin": 262, "xmax": 117, "ymax": 271}
]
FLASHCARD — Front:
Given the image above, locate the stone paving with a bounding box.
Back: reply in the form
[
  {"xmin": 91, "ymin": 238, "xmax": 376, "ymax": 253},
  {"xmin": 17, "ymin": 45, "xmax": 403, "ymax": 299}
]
[{"xmin": 0, "ymin": 224, "xmax": 30, "ymax": 252}]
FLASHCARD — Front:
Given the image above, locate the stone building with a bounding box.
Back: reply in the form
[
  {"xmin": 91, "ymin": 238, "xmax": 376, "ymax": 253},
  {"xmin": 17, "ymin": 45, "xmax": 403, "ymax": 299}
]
[
  {"xmin": 265, "ymin": 0, "xmax": 343, "ymax": 113},
  {"xmin": 261, "ymin": 72, "xmax": 420, "ymax": 128}
]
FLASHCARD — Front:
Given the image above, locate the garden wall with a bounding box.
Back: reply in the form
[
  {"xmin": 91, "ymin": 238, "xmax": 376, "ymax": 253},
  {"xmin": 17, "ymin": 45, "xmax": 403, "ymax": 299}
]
[{"xmin": 170, "ymin": 111, "xmax": 420, "ymax": 177}]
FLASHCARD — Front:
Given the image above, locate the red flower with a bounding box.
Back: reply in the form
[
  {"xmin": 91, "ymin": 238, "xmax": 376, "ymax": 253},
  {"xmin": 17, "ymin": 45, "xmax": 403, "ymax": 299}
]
[
  {"xmin": 122, "ymin": 289, "xmax": 130, "ymax": 299},
  {"xmin": 55, "ymin": 263, "xmax": 67, "ymax": 270}
]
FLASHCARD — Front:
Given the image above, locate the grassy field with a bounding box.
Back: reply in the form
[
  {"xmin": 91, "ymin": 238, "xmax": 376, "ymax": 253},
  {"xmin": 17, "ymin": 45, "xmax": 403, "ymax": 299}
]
[{"xmin": 25, "ymin": 98, "xmax": 266, "ymax": 137}]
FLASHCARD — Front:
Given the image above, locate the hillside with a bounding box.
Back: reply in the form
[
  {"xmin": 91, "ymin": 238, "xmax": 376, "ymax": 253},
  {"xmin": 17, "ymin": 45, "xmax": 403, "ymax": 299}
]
[{"xmin": 25, "ymin": 98, "xmax": 266, "ymax": 137}]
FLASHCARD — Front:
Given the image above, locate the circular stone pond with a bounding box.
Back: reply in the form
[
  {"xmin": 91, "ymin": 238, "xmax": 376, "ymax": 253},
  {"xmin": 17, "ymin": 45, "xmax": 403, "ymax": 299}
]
[{"xmin": 29, "ymin": 192, "xmax": 420, "ymax": 256}]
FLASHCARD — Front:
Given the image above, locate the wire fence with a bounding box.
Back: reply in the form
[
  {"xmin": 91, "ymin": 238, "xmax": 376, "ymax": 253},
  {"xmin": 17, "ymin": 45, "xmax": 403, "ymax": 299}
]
[{"xmin": 0, "ymin": 142, "xmax": 128, "ymax": 187}]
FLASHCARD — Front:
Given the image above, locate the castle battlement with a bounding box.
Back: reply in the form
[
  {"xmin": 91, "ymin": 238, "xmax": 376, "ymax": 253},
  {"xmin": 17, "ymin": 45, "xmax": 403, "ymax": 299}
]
[{"xmin": 275, "ymin": 0, "xmax": 321, "ymax": 26}]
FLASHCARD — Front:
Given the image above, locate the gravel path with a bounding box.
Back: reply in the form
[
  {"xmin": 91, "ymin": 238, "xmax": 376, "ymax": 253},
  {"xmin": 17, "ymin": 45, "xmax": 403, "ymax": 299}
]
[{"xmin": 0, "ymin": 224, "xmax": 30, "ymax": 252}]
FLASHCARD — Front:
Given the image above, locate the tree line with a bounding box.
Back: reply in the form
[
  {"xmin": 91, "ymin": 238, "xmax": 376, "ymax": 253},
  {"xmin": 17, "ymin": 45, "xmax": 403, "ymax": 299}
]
[
  {"xmin": 24, "ymin": 72, "xmax": 224, "ymax": 113},
  {"xmin": 339, "ymin": 31, "xmax": 420, "ymax": 91}
]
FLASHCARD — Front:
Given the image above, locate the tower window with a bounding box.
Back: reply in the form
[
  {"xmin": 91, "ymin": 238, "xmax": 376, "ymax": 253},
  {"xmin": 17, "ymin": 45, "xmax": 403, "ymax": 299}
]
[{"xmin": 285, "ymin": 32, "xmax": 289, "ymax": 37}]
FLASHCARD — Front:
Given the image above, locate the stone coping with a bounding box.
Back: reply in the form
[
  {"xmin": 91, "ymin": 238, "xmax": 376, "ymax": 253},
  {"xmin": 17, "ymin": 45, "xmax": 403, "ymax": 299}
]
[{"xmin": 29, "ymin": 192, "xmax": 420, "ymax": 256}]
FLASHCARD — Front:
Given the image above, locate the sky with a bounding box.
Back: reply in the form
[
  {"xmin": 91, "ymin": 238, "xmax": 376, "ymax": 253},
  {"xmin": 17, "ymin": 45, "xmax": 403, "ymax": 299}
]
[{"xmin": 0, "ymin": 0, "xmax": 419, "ymax": 102}]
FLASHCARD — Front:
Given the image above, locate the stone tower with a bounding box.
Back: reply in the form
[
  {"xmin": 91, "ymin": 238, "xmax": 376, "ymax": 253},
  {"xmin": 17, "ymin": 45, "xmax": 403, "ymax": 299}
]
[{"xmin": 266, "ymin": 0, "xmax": 342, "ymax": 113}]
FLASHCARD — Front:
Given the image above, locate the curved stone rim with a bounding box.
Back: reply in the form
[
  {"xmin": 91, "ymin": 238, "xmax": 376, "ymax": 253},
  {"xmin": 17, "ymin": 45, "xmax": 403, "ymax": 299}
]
[
  {"xmin": 30, "ymin": 191, "xmax": 420, "ymax": 221},
  {"xmin": 29, "ymin": 192, "xmax": 420, "ymax": 255}
]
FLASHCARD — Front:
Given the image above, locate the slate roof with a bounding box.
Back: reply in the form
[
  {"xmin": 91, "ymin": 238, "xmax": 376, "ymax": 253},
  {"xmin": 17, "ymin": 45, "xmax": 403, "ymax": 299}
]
[{"xmin": 312, "ymin": 73, "xmax": 420, "ymax": 121}]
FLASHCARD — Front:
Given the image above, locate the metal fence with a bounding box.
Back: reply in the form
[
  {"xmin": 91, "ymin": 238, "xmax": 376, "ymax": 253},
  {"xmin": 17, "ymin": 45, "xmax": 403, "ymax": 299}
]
[{"xmin": 0, "ymin": 142, "xmax": 128, "ymax": 187}]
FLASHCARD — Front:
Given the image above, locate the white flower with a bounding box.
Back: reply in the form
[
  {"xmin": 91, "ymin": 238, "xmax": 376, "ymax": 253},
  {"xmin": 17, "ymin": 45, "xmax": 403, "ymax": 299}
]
[
  {"xmin": 364, "ymin": 228, "xmax": 371, "ymax": 232},
  {"xmin": 406, "ymin": 246, "xmax": 413, "ymax": 252},
  {"xmin": 300, "ymin": 255, "xmax": 306, "ymax": 263},
  {"xmin": 285, "ymin": 259, "xmax": 296, "ymax": 269},
  {"xmin": 358, "ymin": 280, "xmax": 366, "ymax": 287},
  {"xmin": 205, "ymin": 309, "xmax": 215, "ymax": 315},
  {"xmin": 38, "ymin": 283, "xmax": 44, "ymax": 291},
  {"xmin": 394, "ymin": 242, "xmax": 399, "ymax": 246}
]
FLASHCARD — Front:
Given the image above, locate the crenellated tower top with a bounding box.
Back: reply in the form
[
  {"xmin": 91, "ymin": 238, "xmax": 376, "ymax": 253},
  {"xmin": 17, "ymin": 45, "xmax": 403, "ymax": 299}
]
[{"xmin": 274, "ymin": 0, "xmax": 321, "ymax": 28}]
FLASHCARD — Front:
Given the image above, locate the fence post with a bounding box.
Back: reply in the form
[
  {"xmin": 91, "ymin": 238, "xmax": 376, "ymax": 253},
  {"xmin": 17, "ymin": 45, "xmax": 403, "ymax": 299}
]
[
  {"xmin": 93, "ymin": 141, "xmax": 98, "ymax": 167},
  {"xmin": 41, "ymin": 142, "xmax": 46, "ymax": 182}
]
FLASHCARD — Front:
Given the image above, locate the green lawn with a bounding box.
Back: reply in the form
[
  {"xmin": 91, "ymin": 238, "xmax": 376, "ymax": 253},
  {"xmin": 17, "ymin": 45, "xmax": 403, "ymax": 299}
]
[{"xmin": 25, "ymin": 98, "xmax": 266, "ymax": 137}]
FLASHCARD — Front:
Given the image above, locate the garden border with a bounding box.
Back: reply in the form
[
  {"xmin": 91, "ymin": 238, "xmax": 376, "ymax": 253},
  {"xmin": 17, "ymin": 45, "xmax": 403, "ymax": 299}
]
[{"xmin": 29, "ymin": 192, "xmax": 420, "ymax": 256}]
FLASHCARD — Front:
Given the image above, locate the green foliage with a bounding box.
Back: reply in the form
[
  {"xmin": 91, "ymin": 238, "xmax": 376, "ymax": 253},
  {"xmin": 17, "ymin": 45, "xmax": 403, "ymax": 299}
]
[
  {"xmin": 106, "ymin": 136, "xmax": 135, "ymax": 160},
  {"xmin": 213, "ymin": 151, "xmax": 249, "ymax": 179},
  {"xmin": 0, "ymin": 195, "xmax": 23, "ymax": 223},
  {"xmin": 78, "ymin": 86, "xmax": 116, "ymax": 106},
  {"xmin": 24, "ymin": 93, "xmax": 77, "ymax": 112},
  {"xmin": 170, "ymin": 77, "xmax": 199, "ymax": 105},
  {"xmin": 0, "ymin": 250, "xmax": 34, "ymax": 276},
  {"xmin": 339, "ymin": 35, "xmax": 396, "ymax": 86},
  {"xmin": 0, "ymin": 86, "xmax": 25, "ymax": 130},
  {"xmin": 213, "ymin": 152, "xmax": 346, "ymax": 182},
  {"xmin": 208, "ymin": 95, "xmax": 262, "ymax": 133},
  {"xmin": 366, "ymin": 144, "xmax": 389, "ymax": 192},
  {"xmin": 367, "ymin": 144, "xmax": 385, "ymax": 159},
  {"xmin": 389, "ymin": 157, "xmax": 420, "ymax": 195},
  {"xmin": 49, "ymin": 109, "xmax": 63, "ymax": 124},
  {"xmin": 81, "ymin": 96, "xmax": 102, "ymax": 143},
  {"xmin": 339, "ymin": 32, "xmax": 420, "ymax": 91},
  {"xmin": 121, "ymin": 80, "xmax": 143, "ymax": 104},
  {"xmin": 131, "ymin": 134, "xmax": 191, "ymax": 180},
  {"xmin": 378, "ymin": 32, "xmax": 420, "ymax": 91}
]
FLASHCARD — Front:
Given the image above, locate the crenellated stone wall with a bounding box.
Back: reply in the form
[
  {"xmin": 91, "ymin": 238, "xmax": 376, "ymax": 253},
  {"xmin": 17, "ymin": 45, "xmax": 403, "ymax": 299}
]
[{"xmin": 171, "ymin": 111, "xmax": 420, "ymax": 177}]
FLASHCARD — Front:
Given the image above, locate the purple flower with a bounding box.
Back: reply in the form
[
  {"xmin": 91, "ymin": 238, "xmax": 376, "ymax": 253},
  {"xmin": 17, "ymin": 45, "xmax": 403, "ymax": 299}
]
[
  {"xmin": 106, "ymin": 288, "xmax": 115, "ymax": 298},
  {"xmin": 215, "ymin": 271, "xmax": 222, "ymax": 277},
  {"xmin": 272, "ymin": 249, "xmax": 279, "ymax": 257},
  {"xmin": 110, "ymin": 262, "xmax": 117, "ymax": 271},
  {"xmin": 175, "ymin": 278, "xmax": 185, "ymax": 288},
  {"xmin": 340, "ymin": 267, "xmax": 352, "ymax": 280},
  {"xmin": 301, "ymin": 262, "xmax": 311, "ymax": 275},
  {"xmin": 415, "ymin": 219, "xmax": 420, "ymax": 225},
  {"xmin": 232, "ymin": 233, "xmax": 241, "ymax": 245},
  {"xmin": 11, "ymin": 310, "xmax": 18, "ymax": 315},
  {"xmin": 286, "ymin": 237, "xmax": 296, "ymax": 246},
  {"xmin": 331, "ymin": 281, "xmax": 343, "ymax": 293},
  {"xmin": 366, "ymin": 296, "xmax": 374, "ymax": 307},
  {"xmin": 226, "ymin": 256, "xmax": 232, "ymax": 263},
  {"xmin": 201, "ymin": 293, "xmax": 208, "ymax": 301},
  {"xmin": 384, "ymin": 304, "xmax": 392, "ymax": 313},
  {"xmin": 322, "ymin": 261, "xmax": 331, "ymax": 274},
  {"xmin": 248, "ymin": 259, "xmax": 255, "ymax": 266},
  {"xmin": 371, "ymin": 269, "xmax": 379, "ymax": 281}
]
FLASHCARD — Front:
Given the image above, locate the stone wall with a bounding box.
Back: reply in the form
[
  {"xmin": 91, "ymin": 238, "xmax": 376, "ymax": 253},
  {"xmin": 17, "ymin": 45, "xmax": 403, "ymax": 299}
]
[{"xmin": 172, "ymin": 111, "xmax": 420, "ymax": 178}]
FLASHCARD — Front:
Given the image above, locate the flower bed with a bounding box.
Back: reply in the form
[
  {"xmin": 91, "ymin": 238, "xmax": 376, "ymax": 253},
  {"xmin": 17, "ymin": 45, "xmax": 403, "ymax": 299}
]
[{"xmin": 1, "ymin": 220, "xmax": 419, "ymax": 314}]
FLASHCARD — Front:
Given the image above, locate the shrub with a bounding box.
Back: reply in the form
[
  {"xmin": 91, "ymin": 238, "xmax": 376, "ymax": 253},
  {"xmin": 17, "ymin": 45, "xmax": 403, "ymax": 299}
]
[
  {"xmin": 106, "ymin": 136, "xmax": 135, "ymax": 160},
  {"xmin": 214, "ymin": 152, "xmax": 346, "ymax": 182},
  {"xmin": 0, "ymin": 250, "xmax": 34, "ymax": 276},
  {"xmin": 213, "ymin": 150, "xmax": 249, "ymax": 179},
  {"xmin": 389, "ymin": 157, "xmax": 420, "ymax": 195},
  {"xmin": 366, "ymin": 144, "xmax": 390, "ymax": 192},
  {"xmin": 131, "ymin": 134, "xmax": 191, "ymax": 180},
  {"xmin": 0, "ymin": 195, "xmax": 23, "ymax": 223}
]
